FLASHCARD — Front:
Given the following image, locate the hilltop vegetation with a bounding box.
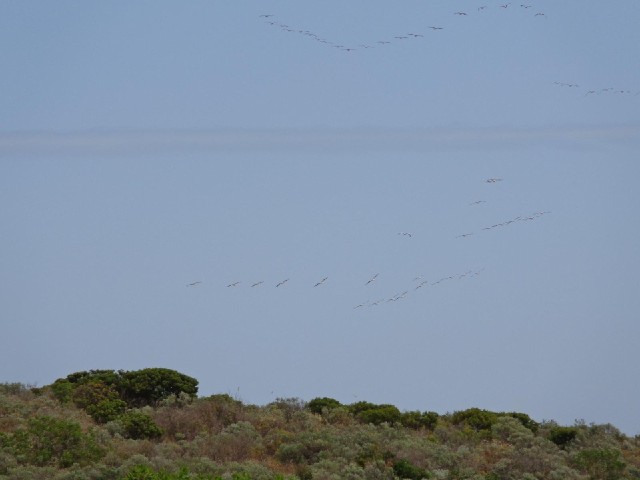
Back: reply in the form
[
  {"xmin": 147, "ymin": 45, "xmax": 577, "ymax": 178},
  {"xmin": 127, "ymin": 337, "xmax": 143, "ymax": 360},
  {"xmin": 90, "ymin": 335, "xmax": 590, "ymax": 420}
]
[{"xmin": 1, "ymin": 369, "xmax": 639, "ymax": 480}]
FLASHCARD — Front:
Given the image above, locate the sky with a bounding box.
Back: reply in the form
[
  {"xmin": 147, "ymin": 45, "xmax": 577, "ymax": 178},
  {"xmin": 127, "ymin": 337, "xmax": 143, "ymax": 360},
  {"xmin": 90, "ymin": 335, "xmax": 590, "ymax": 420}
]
[{"xmin": 1, "ymin": 1, "xmax": 639, "ymax": 435}]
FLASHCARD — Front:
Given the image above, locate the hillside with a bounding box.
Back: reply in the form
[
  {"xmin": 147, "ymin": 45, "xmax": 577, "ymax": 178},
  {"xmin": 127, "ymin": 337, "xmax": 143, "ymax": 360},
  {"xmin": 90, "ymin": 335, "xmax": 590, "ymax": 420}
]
[{"xmin": 1, "ymin": 369, "xmax": 639, "ymax": 480}]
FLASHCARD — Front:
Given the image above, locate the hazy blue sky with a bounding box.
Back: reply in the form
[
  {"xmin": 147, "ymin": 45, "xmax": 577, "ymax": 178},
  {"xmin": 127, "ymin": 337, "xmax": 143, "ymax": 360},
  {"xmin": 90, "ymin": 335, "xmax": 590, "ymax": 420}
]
[{"xmin": 1, "ymin": 1, "xmax": 639, "ymax": 434}]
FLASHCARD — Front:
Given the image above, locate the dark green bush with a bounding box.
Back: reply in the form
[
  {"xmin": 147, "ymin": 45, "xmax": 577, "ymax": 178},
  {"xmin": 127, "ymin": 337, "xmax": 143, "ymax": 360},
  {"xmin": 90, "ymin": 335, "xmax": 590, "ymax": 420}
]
[
  {"xmin": 119, "ymin": 369, "xmax": 198, "ymax": 407},
  {"xmin": 119, "ymin": 411, "xmax": 163, "ymax": 440},
  {"xmin": 357, "ymin": 405, "xmax": 402, "ymax": 426},
  {"xmin": 548, "ymin": 426, "xmax": 579, "ymax": 448},
  {"xmin": 400, "ymin": 411, "xmax": 439, "ymax": 430},
  {"xmin": 392, "ymin": 458, "xmax": 431, "ymax": 479},
  {"xmin": 10, "ymin": 416, "xmax": 103, "ymax": 467},
  {"xmin": 307, "ymin": 397, "xmax": 342, "ymax": 415},
  {"xmin": 451, "ymin": 408, "xmax": 498, "ymax": 432}
]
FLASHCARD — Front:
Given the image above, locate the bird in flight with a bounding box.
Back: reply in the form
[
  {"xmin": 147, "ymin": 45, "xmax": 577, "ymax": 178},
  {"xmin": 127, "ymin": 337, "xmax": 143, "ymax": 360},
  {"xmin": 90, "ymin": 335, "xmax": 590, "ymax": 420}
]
[
  {"xmin": 187, "ymin": 281, "xmax": 202, "ymax": 287},
  {"xmin": 251, "ymin": 281, "xmax": 264, "ymax": 287},
  {"xmin": 428, "ymin": 26, "xmax": 444, "ymax": 30},
  {"xmin": 226, "ymin": 281, "xmax": 241, "ymax": 288},
  {"xmin": 485, "ymin": 178, "xmax": 503, "ymax": 183},
  {"xmin": 276, "ymin": 279, "xmax": 289, "ymax": 287},
  {"xmin": 398, "ymin": 232, "xmax": 413, "ymax": 238},
  {"xmin": 259, "ymin": 14, "xmax": 274, "ymax": 18},
  {"xmin": 456, "ymin": 233, "xmax": 474, "ymax": 238},
  {"xmin": 365, "ymin": 273, "xmax": 379, "ymax": 285},
  {"xmin": 454, "ymin": 11, "xmax": 468, "ymax": 15},
  {"xmin": 314, "ymin": 277, "xmax": 328, "ymax": 287}
]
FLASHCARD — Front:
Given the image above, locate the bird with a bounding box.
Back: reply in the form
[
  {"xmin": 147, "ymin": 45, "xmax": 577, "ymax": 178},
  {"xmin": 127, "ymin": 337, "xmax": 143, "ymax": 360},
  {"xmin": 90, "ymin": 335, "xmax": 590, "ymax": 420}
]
[
  {"xmin": 428, "ymin": 26, "xmax": 444, "ymax": 30},
  {"xmin": 187, "ymin": 281, "xmax": 202, "ymax": 287},
  {"xmin": 251, "ymin": 281, "xmax": 264, "ymax": 287},
  {"xmin": 365, "ymin": 273, "xmax": 379, "ymax": 285},
  {"xmin": 469, "ymin": 200, "xmax": 486, "ymax": 206},
  {"xmin": 485, "ymin": 177, "xmax": 503, "ymax": 183},
  {"xmin": 226, "ymin": 281, "xmax": 240, "ymax": 287},
  {"xmin": 398, "ymin": 232, "xmax": 413, "ymax": 238},
  {"xmin": 259, "ymin": 14, "xmax": 274, "ymax": 18},
  {"xmin": 456, "ymin": 233, "xmax": 474, "ymax": 238},
  {"xmin": 276, "ymin": 279, "xmax": 289, "ymax": 287},
  {"xmin": 314, "ymin": 277, "xmax": 328, "ymax": 287},
  {"xmin": 500, "ymin": 3, "xmax": 511, "ymax": 8},
  {"xmin": 454, "ymin": 12, "xmax": 468, "ymax": 16}
]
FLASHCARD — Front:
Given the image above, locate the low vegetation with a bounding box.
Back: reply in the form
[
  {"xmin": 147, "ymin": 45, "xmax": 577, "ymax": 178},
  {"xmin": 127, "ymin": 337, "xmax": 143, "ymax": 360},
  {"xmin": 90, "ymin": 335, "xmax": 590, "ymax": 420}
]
[{"xmin": 1, "ymin": 369, "xmax": 639, "ymax": 479}]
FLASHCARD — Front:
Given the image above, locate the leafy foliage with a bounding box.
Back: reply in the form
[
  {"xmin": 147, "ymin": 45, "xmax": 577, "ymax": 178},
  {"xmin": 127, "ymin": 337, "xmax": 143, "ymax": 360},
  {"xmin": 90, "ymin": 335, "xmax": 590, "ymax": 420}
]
[
  {"xmin": 306, "ymin": 397, "xmax": 342, "ymax": 415},
  {"xmin": 118, "ymin": 411, "xmax": 164, "ymax": 440},
  {"xmin": 0, "ymin": 374, "xmax": 638, "ymax": 480},
  {"xmin": 548, "ymin": 425, "xmax": 579, "ymax": 448},
  {"xmin": 7, "ymin": 415, "xmax": 103, "ymax": 467}
]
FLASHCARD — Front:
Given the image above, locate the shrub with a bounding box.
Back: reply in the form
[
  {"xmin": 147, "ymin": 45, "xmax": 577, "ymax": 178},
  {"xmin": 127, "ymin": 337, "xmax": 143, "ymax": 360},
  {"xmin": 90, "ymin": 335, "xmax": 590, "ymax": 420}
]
[
  {"xmin": 119, "ymin": 412, "xmax": 163, "ymax": 440},
  {"xmin": 119, "ymin": 369, "xmax": 198, "ymax": 408},
  {"xmin": 450, "ymin": 408, "xmax": 498, "ymax": 432},
  {"xmin": 400, "ymin": 411, "xmax": 439, "ymax": 430},
  {"xmin": 10, "ymin": 416, "xmax": 103, "ymax": 467},
  {"xmin": 548, "ymin": 426, "xmax": 578, "ymax": 449},
  {"xmin": 573, "ymin": 448, "xmax": 626, "ymax": 480},
  {"xmin": 307, "ymin": 397, "xmax": 342, "ymax": 415},
  {"xmin": 392, "ymin": 458, "xmax": 431, "ymax": 479},
  {"xmin": 357, "ymin": 406, "xmax": 402, "ymax": 426}
]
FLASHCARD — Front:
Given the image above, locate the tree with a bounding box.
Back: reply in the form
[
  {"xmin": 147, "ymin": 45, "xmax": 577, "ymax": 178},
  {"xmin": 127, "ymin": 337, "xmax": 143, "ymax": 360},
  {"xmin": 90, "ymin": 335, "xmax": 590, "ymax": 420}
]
[
  {"xmin": 400, "ymin": 411, "xmax": 439, "ymax": 430},
  {"xmin": 451, "ymin": 408, "xmax": 498, "ymax": 432},
  {"xmin": 119, "ymin": 368, "xmax": 198, "ymax": 407},
  {"xmin": 548, "ymin": 426, "xmax": 578, "ymax": 449},
  {"xmin": 307, "ymin": 397, "xmax": 342, "ymax": 415}
]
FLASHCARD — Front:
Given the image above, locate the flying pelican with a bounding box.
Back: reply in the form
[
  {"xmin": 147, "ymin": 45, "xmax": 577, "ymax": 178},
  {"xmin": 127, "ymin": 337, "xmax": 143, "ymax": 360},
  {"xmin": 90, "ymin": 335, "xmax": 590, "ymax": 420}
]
[
  {"xmin": 314, "ymin": 277, "xmax": 328, "ymax": 287},
  {"xmin": 456, "ymin": 233, "xmax": 474, "ymax": 238},
  {"xmin": 187, "ymin": 281, "xmax": 202, "ymax": 287},
  {"xmin": 226, "ymin": 281, "xmax": 241, "ymax": 287},
  {"xmin": 485, "ymin": 177, "xmax": 503, "ymax": 183},
  {"xmin": 365, "ymin": 273, "xmax": 379, "ymax": 285},
  {"xmin": 259, "ymin": 14, "xmax": 274, "ymax": 18},
  {"xmin": 276, "ymin": 279, "xmax": 289, "ymax": 287},
  {"xmin": 469, "ymin": 200, "xmax": 486, "ymax": 206},
  {"xmin": 454, "ymin": 11, "xmax": 468, "ymax": 15},
  {"xmin": 428, "ymin": 26, "xmax": 444, "ymax": 30},
  {"xmin": 251, "ymin": 281, "xmax": 264, "ymax": 287}
]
